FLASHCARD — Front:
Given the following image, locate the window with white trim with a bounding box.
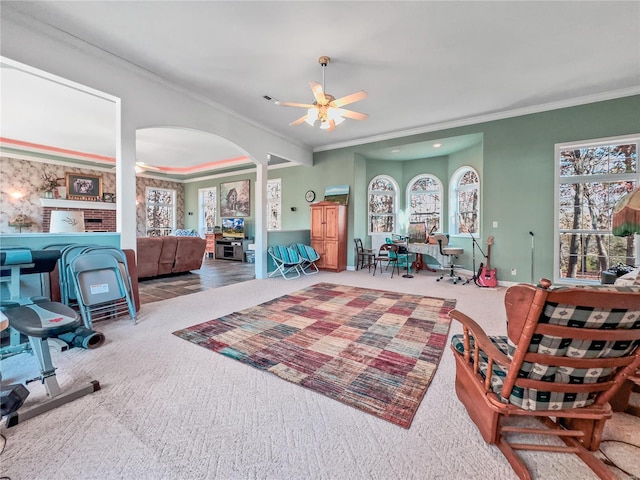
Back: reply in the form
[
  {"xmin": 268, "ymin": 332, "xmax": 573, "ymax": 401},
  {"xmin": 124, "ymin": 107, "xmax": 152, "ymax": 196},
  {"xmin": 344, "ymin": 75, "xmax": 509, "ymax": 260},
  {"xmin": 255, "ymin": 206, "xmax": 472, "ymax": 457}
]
[
  {"xmin": 555, "ymin": 135, "xmax": 638, "ymax": 282},
  {"xmin": 407, "ymin": 174, "xmax": 442, "ymax": 232},
  {"xmin": 267, "ymin": 178, "xmax": 281, "ymax": 230},
  {"xmin": 450, "ymin": 167, "xmax": 479, "ymax": 235},
  {"xmin": 146, "ymin": 187, "xmax": 176, "ymax": 236},
  {"xmin": 368, "ymin": 175, "xmax": 398, "ymax": 233},
  {"xmin": 199, "ymin": 187, "xmax": 217, "ymax": 234}
]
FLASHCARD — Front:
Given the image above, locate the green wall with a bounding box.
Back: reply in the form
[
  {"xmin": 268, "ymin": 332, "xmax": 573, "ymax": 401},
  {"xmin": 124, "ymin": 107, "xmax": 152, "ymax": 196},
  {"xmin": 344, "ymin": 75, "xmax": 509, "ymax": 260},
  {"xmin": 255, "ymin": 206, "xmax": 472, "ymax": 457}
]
[{"xmin": 182, "ymin": 96, "xmax": 639, "ymax": 282}]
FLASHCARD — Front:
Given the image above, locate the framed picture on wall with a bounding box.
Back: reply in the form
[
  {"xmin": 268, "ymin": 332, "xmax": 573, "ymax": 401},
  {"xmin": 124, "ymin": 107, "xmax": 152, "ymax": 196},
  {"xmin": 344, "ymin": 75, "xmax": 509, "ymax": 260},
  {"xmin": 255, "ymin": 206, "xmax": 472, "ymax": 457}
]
[
  {"xmin": 66, "ymin": 173, "xmax": 103, "ymax": 201},
  {"xmin": 220, "ymin": 180, "xmax": 250, "ymax": 217}
]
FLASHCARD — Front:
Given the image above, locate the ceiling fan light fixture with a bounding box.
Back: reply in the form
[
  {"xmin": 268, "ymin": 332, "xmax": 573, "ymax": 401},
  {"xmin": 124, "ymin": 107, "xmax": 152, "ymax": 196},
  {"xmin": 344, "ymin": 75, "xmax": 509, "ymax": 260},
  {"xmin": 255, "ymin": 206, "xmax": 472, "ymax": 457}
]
[
  {"xmin": 326, "ymin": 107, "xmax": 344, "ymax": 125},
  {"xmin": 305, "ymin": 107, "xmax": 319, "ymax": 125}
]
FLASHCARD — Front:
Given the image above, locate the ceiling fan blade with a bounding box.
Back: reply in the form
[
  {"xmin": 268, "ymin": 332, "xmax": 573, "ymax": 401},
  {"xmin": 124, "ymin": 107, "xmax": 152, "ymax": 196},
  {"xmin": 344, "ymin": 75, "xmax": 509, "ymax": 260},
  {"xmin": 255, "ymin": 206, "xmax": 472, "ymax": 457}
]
[
  {"xmin": 277, "ymin": 101, "xmax": 314, "ymax": 109},
  {"xmin": 334, "ymin": 108, "xmax": 369, "ymax": 121},
  {"xmin": 327, "ymin": 120, "xmax": 336, "ymax": 132},
  {"xmin": 310, "ymin": 81, "xmax": 327, "ymax": 105},
  {"xmin": 331, "ymin": 90, "xmax": 368, "ymax": 108},
  {"xmin": 289, "ymin": 115, "xmax": 308, "ymax": 127}
]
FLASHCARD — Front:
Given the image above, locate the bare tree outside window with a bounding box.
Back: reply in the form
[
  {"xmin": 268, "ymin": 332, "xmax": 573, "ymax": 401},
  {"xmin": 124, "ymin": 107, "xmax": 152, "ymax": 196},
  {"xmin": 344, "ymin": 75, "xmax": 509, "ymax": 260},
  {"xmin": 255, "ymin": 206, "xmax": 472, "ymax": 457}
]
[
  {"xmin": 200, "ymin": 187, "xmax": 217, "ymax": 233},
  {"xmin": 368, "ymin": 176, "xmax": 397, "ymax": 233},
  {"xmin": 408, "ymin": 175, "xmax": 442, "ymax": 232},
  {"xmin": 453, "ymin": 169, "xmax": 479, "ymax": 234},
  {"xmin": 557, "ymin": 141, "xmax": 637, "ymax": 281},
  {"xmin": 146, "ymin": 187, "xmax": 176, "ymax": 236}
]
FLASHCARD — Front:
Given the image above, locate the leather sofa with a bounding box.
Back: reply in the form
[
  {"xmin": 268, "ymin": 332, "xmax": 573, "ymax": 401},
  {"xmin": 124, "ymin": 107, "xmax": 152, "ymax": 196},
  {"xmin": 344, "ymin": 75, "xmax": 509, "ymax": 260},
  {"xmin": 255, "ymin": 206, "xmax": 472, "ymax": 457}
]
[{"xmin": 136, "ymin": 236, "xmax": 206, "ymax": 279}]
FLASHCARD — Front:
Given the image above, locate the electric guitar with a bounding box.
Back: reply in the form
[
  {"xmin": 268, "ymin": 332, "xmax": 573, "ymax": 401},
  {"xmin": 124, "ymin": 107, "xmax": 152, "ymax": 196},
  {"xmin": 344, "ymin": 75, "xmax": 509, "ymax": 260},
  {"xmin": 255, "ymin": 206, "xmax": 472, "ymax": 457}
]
[{"xmin": 476, "ymin": 236, "xmax": 498, "ymax": 287}]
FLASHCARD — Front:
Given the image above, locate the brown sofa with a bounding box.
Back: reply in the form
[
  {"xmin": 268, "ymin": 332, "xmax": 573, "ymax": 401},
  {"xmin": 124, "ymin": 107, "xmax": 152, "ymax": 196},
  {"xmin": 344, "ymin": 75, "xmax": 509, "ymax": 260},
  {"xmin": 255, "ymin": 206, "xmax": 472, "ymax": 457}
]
[{"xmin": 136, "ymin": 236, "xmax": 206, "ymax": 279}]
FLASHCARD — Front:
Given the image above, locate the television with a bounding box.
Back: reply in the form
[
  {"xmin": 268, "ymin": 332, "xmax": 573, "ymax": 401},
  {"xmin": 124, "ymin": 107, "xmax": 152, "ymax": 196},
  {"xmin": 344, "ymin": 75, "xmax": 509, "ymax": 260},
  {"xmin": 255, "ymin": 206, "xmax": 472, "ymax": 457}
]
[{"xmin": 222, "ymin": 217, "xmax": 245, "ymax": 239}]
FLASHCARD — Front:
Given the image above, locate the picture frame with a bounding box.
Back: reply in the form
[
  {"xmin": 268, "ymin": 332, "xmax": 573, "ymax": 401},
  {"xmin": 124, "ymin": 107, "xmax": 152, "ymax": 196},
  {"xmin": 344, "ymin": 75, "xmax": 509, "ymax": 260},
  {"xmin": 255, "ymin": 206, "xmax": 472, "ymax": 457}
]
[
  {"xmin": 324, "ymin": 184, "xmax": 350, "ymax": 205},
  {"xmin": 220, "ymin": 179, "xmax": 250, "ymax": 217},
  {"xmin": 66, "ymin": 173, "xmax": 103, "ymax": 201},
  {"xmin": 102, "ymin": 192, "xmax": 115, "ymax": 203}
]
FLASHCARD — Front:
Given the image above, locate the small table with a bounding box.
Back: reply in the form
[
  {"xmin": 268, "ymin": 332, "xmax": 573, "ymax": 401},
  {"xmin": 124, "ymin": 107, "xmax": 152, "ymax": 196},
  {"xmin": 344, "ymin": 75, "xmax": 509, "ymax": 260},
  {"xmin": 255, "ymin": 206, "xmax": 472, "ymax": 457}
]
[{"xmin": 406, "ymin": 243, "xmax": 447, "ymax": 273}]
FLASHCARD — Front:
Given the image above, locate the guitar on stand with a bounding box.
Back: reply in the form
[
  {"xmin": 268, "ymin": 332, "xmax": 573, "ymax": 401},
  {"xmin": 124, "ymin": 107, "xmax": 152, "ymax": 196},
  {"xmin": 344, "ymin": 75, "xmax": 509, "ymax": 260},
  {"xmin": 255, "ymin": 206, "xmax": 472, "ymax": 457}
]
[{"xmin": 476, "ymin": 236, "xmax": 498, "ymax": 287}]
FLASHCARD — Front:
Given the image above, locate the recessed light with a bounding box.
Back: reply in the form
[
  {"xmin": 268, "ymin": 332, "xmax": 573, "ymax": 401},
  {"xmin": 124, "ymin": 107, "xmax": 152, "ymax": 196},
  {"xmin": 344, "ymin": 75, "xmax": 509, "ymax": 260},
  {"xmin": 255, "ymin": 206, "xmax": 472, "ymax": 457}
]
[
  {"xmin": 391, "ymin": 149, "xmax": 400, "ymax": 153},
  {"xmin": 433, "ymin": 143, "xmax": 442, "ymax": 148}
]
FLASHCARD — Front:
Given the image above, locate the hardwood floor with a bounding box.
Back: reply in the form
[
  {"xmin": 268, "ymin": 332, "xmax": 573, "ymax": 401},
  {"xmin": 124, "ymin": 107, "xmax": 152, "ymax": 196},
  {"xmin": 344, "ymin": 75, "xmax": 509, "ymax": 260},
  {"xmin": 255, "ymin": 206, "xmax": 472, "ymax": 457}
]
[{"xmin": 137, "ymin": 257, "xmax": 256, "ymax": 305}]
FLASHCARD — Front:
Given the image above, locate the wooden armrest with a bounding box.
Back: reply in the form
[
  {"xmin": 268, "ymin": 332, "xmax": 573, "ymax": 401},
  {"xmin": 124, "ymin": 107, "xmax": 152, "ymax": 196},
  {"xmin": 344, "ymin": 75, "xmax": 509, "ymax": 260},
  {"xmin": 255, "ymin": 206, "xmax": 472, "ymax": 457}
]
[{"xmin": 449, "ymin": 309, "xmax": 512, "ymax": 367}]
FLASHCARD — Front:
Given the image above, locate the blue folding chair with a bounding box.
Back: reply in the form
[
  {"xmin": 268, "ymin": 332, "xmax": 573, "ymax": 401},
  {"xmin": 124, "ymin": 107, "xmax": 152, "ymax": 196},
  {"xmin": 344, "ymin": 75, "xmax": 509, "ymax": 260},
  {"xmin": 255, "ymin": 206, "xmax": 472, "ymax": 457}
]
[
  {"xmin": 268, "ymin": 246, "xmax": 303, "ymax": 280},
  {"xmin": 69, "ymin": 253, "xmax": 137, "ymax": 328},
  {"xmin": 291, "ymin": 243, "xmax": 320, "ymax": 275}
]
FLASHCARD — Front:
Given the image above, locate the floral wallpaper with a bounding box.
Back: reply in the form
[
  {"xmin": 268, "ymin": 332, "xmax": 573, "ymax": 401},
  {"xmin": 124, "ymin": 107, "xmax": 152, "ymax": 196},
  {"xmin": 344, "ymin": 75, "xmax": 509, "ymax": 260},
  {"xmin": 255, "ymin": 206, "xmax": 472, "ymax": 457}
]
[{"xmin": 1, "ymin": 156, "xmax": 184, "ymax": 236}]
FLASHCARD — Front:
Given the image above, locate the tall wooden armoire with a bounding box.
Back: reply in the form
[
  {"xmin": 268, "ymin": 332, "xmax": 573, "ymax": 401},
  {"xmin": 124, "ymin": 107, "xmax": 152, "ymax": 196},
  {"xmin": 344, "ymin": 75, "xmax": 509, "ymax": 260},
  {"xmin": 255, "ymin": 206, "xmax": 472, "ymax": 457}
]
[{"xmin": 310, "ymin": 201, "xmax": 347, "ymax": 272}]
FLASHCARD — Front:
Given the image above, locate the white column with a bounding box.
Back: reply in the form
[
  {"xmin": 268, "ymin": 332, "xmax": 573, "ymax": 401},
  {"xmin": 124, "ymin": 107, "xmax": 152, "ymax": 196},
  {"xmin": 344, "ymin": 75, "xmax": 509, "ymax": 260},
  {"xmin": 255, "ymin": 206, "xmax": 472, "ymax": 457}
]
[{"xmin": 254, "ymin": 162, "xmax": 268, "ymax": 279}]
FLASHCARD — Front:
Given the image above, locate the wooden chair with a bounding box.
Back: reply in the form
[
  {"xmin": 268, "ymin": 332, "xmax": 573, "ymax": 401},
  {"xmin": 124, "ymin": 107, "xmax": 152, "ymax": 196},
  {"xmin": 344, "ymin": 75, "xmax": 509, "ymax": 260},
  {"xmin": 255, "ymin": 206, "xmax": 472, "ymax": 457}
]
[
  {"xmin": 372, "ymin": 243, "xmax": 399, "ymax": 277},
  {"xmin": 353, "ymin": 238, "xmax": 375, "ymax": 271},
  {"xmin": 449, "ymin": 279, "xmax": 640, "ymax": 480}
]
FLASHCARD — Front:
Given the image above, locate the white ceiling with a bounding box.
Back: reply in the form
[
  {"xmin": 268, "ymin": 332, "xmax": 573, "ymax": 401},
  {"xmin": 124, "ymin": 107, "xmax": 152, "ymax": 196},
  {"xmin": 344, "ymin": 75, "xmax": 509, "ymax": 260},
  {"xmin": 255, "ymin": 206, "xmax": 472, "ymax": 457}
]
[{"xmin": 2, "ymin": 1, "xmax": 639, "ymax": 174}]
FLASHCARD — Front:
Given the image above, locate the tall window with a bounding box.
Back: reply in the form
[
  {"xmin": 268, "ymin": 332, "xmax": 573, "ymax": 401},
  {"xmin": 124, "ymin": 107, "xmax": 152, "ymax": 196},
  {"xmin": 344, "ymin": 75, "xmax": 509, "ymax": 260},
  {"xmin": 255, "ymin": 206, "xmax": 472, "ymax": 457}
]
[
  {"xmin": 146, "ymin": 187, "xmax": 176, "ymax": 236},
  {"xmin": 555, "ymin": 135, "xmax": 638, "ymax": 283},
  {"xmin": 450, "ymin": 167, "xmax": 479, "ymax": 235},
  {"xmin": 407, "ymin": 174, "xmax": 442, "ymax": 232},
  {"xmin": 199, "ymin": 187, "xmax": 217, "ymax": 234},
  {"xmin": 368, "ymin": 175, "xmax": 398, "ymax": 233},
  {"xmin": 267, "ymin": 178, "xmax": 282, "ymax": 230}
]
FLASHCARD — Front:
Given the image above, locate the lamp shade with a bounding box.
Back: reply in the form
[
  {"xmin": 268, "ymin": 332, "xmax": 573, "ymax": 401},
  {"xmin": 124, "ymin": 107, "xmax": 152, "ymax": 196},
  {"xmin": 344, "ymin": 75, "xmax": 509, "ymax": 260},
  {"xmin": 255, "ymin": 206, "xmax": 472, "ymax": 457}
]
[
  {"xmin": 50, "ymin": 210, "xmax": 85, "ymax": 233},
  {"xmin": 8, "ymin": 213, "xmax": 33, "ymax": 233},
  {"xmin": 613, "ymin": 187, "xmax": 640, "ymax": 237}
]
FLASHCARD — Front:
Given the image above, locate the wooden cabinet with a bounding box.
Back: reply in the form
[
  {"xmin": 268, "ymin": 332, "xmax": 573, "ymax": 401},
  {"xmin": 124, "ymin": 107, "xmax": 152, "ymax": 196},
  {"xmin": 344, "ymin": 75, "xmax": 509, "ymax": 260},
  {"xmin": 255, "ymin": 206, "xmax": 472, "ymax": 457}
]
[
  {"xmin": 215, "ymin": 238, "xmax": 249, "ymax": 261},
  {"xmin": 310, "ymin": 201, "xmax": 347, "ymax": 272},
  {"xmin": 205, "ymin": 233, "xmax": 222, "ymax": 258}
]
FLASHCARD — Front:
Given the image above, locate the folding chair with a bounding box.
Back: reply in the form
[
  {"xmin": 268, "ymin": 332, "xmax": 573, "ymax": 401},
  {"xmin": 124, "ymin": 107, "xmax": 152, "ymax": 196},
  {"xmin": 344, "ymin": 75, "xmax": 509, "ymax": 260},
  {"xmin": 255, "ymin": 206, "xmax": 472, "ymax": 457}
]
[
  {"xmin": 80, "ymin": 246, "xmax": 135, "ymax": 302},
  {"xmin": 291, "ymin": 243, "xmax": 320, "ymax": 275},
  {"xmin": 268, "ymin": 246, "xmax": 303, "ymax": 280},
  {"xmin": 69, "ymin": 253, "xmax": 137, "ymax": 329}
]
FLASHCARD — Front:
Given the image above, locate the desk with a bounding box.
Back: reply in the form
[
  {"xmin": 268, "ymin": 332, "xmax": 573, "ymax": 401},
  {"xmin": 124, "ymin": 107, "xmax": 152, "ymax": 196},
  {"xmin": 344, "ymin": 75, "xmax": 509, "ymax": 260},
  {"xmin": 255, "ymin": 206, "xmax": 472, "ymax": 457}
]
[{"xmin": 406, "ymin": 243, "xmax": 447, "ymax": 272}]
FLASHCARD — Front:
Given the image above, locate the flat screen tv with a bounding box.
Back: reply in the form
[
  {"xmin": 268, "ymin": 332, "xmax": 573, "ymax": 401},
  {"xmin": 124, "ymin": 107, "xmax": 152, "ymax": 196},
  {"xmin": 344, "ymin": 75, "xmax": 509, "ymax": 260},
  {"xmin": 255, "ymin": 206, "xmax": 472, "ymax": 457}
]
[{"xmin": 222, "ymin": 217, "xmax": 245, "ymax": 239}]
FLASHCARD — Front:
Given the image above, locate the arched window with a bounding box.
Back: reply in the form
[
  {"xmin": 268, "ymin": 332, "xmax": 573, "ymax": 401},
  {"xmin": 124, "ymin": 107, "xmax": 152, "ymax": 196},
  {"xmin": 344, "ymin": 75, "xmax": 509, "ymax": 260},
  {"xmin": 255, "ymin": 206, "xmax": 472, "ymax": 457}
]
[
  {"xmin": 450, "ymin": 167, "xmax": 480, "ymax": 235},
  {"xmin": 407, "ymin": 174, "xmax": 443, "ymax": 232},
  {"xmin": 368, "ymin": 175, "xmax": 398, "ymax": 234}
]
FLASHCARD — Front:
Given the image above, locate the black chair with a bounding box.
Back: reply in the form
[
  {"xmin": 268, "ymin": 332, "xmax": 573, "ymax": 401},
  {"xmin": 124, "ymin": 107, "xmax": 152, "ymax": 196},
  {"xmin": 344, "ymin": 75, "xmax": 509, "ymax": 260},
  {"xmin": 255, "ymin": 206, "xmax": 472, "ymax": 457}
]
[
  {"xmin": 0, "ymin": 248, "xmax": 101, "ymax": 427},
  {"xmin": 354, "ymin": 238, "xmax": 375, "ymax": 271},
  {"xmin": 372, "ymin": 243, "xmax": 400, "ymax": 277}
]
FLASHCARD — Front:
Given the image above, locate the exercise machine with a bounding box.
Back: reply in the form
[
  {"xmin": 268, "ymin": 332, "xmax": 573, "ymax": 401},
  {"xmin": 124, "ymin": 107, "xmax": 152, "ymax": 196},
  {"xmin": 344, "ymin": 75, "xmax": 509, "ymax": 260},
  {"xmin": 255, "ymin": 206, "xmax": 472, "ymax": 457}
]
[{"xmin": 0, "ymin": 248, "xmax": 100, "ymax": 427}]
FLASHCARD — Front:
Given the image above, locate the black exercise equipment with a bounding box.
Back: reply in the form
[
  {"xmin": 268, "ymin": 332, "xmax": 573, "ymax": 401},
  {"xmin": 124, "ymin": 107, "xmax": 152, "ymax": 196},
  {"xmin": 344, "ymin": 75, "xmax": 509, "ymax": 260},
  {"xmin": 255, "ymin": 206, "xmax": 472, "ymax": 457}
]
[{"xmin": 0, "ymin": 248, "xmax": 101, "ymax": 428}]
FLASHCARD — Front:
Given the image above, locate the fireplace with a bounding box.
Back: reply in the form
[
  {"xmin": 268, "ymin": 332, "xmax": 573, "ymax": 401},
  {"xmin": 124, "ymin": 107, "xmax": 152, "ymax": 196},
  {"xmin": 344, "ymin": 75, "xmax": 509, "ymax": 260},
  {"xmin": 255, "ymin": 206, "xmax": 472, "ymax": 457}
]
[{"xmin": 40, "ymin": 199, "xmax": 116, "ymax": 232}]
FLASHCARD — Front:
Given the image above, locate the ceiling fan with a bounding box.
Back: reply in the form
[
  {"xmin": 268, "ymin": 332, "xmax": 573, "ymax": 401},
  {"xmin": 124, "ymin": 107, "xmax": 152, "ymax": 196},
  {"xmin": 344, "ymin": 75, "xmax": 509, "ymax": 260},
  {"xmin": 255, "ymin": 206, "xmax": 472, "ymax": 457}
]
[{"xmin": 276, "ymin": 56, "xmax": 368, "ymax": 132}]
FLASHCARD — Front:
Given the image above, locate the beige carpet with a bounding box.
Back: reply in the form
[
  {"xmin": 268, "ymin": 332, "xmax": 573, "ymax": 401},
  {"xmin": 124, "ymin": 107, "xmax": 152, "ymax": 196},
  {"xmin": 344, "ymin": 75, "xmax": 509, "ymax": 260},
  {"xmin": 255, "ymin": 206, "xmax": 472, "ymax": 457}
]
[{"xmin": 1, "ymin": 269, "xmax": 638, "ymax": 480}]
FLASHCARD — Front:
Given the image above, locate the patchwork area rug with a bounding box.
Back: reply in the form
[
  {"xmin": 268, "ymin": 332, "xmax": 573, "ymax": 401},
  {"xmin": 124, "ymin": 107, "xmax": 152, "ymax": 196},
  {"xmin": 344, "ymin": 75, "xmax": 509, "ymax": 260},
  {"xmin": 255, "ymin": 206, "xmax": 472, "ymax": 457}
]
[{"xmin": 173, "ymin": 283, "xmax": 455, "ymax": 428}]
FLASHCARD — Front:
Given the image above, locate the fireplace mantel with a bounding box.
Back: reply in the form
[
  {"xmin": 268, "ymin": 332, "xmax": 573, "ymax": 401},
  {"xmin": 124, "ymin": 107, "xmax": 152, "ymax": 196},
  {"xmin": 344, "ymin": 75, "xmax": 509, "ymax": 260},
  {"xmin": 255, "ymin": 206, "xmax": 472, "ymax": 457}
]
[{"xmin": 40, "ymin": 198, "xmax": 116, "ymax": 211}]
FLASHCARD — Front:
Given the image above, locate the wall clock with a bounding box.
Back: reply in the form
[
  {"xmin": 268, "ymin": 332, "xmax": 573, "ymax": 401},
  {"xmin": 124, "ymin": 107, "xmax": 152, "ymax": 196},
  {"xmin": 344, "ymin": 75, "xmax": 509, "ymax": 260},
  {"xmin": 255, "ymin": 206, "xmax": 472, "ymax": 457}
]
[{"xmin": 305, "ymin": 190, "xmax": 316, "ymax": 202}]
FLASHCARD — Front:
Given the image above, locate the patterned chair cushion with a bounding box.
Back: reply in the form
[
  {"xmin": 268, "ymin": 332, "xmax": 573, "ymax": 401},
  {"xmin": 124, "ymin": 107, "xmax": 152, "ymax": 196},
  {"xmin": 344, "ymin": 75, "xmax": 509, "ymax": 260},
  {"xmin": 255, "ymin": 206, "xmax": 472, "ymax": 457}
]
[
  {"xmin": 452, "ymin": 296, "xmax": 640, "ymax": 411},
  {"xmin": 451, "ymin": 334, "xmax": 604, "ymax": 410}
]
